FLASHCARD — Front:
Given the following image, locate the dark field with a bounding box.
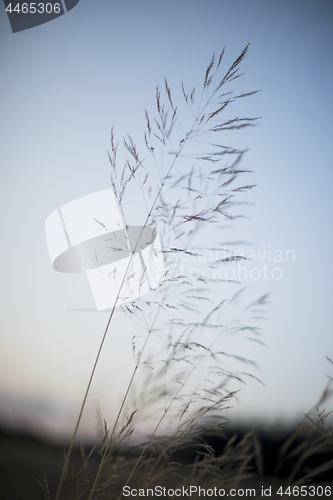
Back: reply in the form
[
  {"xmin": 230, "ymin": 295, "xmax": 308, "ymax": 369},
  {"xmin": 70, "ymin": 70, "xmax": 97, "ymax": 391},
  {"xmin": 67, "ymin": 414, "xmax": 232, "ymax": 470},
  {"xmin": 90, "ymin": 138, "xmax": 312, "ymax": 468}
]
[{"xmin": 1, "ymin": 423, "xmax": 332, "ymax": 500}]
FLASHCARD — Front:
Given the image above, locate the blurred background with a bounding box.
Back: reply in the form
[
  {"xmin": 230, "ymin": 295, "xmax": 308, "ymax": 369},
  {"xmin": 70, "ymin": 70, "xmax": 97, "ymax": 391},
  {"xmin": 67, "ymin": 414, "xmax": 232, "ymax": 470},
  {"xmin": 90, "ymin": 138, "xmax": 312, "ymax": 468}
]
[{"xmin": 0, "ymin": 0, "xmax": 333, "ymax": 449}]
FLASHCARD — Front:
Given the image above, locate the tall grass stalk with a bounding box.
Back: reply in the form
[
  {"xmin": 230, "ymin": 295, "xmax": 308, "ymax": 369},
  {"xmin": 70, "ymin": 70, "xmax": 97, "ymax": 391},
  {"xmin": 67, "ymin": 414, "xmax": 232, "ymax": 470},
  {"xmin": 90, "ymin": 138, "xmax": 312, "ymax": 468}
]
[{"xmin": 54, "ymin": 44, "xmax": 263, "ymax": 500}]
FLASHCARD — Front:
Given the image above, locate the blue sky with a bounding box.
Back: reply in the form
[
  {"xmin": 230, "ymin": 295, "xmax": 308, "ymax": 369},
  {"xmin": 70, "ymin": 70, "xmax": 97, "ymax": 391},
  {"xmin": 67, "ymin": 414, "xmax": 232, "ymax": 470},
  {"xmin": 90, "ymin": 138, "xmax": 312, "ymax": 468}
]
[{"xmin": 0, "ymin": 0, "xmax": 332, "ymax": 441}]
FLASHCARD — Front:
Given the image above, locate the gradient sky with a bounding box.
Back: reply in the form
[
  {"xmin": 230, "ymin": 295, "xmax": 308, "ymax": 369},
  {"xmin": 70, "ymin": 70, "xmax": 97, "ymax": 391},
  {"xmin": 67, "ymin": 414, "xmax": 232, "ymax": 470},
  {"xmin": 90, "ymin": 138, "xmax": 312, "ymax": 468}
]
[{"xmin": 0, "ymin": 0, "xmax": 333, "ymax": 442}]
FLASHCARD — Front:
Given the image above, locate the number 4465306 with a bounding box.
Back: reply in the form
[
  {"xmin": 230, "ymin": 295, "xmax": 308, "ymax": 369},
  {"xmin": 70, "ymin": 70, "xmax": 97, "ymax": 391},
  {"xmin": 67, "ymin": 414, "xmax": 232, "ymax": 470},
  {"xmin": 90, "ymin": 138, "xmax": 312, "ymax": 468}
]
[
  {"xmin": 277, "ymin": 485, "xmax": 331, "ymax": 497},
  {"xmin": 6, "ymin": 3, "xmax": 61, "ymax": 14}
]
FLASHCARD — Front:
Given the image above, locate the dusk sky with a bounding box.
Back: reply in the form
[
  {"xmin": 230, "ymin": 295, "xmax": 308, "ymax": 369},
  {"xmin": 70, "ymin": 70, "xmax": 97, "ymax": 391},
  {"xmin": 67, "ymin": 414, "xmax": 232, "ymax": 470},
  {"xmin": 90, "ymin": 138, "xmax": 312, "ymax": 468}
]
[{"xmin": 0, "ymin": 0, "xmax": 332, "ymax": 442}]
